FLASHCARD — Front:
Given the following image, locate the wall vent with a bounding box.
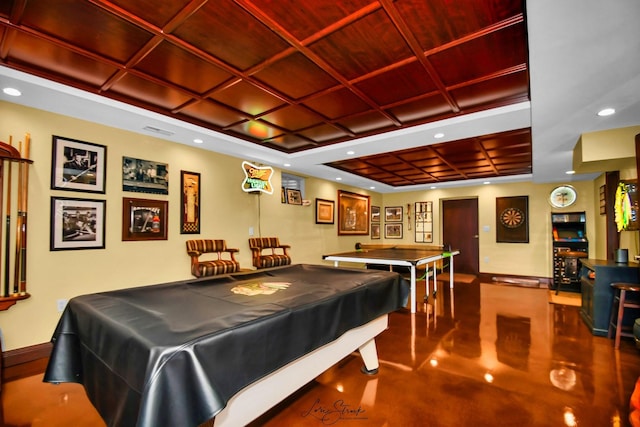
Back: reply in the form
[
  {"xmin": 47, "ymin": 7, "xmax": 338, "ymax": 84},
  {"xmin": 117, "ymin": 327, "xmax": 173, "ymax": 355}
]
[{"xmin": 143, "ymin": 126, "xmax": 174, "ymax": 136}]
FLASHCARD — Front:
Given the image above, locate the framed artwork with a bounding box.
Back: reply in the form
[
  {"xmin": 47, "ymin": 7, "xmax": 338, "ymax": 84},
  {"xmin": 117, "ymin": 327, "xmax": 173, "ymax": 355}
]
[
  {"xmin": 50, "ymin": 197, "xmax": 106, "ymax": 250},
  {"xmin": 599, "ymin": 185, "xmax": 606, "ymax": 215},
  {"xmin": 415, "ymin": 201, "xmax": 433, "ymax": 243},
  {"xmin": 371, "ymin": 206, "xmax": 380, "ymax": 223},
  {"xmin": 122, "ymin": 197, "xmax": 168, "ymax": 241},
  {"xmin": 51, "ymin": 135, "xmax": 106, "ymax": 193},
  {"xmin": 337, "ymin": 190, "xmax": 370, "ymax": 236},
  {"xmin": 385, "ymin": 223, "xmax": 403, "ymax": 239},
  {"xmin": 180, "ymin": 170, "xmax": 200, "ymax": 234},
  {"xmin": 315, "ymin": 198, "xmax": 335, "ymax": 224},
  {"xmin": 122, "ymin": 156, "xmax": 169, "ymax": 195},
  {"xmin": 371, "ymin": 223, "xmax": 381, "ymax": 239},
  {"xmin": 496, "ymin": 196, "xmax": 529, "ymax": 243},
  {"xmin": 385, "ymin": 206, "xmax": 403, "ymax": 222},
  {"xmin": 286, "ymin": 188, "xmax": 302, "ymax": 205}
]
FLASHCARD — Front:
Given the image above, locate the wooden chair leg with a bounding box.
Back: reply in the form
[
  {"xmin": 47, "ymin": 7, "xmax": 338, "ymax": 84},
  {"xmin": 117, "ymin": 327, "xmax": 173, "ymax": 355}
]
[{"xmin": 615, "ymin": 289, "xmax": 627, "ymax": 349}]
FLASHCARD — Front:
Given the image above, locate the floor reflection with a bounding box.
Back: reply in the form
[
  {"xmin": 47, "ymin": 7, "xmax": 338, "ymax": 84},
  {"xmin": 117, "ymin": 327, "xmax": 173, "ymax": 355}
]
[
  {"xmin": 259, "ymin": 279, "xmax": 640, "ymax": 427},
  {"xmin": 4, "ymin": 278, "xmax": 640, "ymax": 426}
]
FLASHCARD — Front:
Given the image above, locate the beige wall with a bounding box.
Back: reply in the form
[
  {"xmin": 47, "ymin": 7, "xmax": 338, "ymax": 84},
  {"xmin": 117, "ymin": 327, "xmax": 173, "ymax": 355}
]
[{"xmin": 0, "ymin": 101, "xmax": 631, "ymax": 351}]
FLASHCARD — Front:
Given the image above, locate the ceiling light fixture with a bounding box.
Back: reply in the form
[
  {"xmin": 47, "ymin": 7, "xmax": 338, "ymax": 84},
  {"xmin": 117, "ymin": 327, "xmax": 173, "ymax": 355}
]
[
  {"xmin": 369, "ymin": 186, "xmax": 375, "ymax": 190},
  {"xmin": 336, "ymin": 177, "xmax": 342, "ymax": 181},
  {"xmin": 283, "ymin": 163, "xmax": 291, "ymax": 167},
  {"xmin": 347, "ymin": 150, "xmax": 355, "ymax": 155},
  {"xmin": 483, "ymin": 181, "xmax": 491, "ymax": 185},
  {"xmin": 597, "ymin": 108, "xmax": 615, "ymax": 117},
  {"xmin": 566, "ymin": 170, "xmax": 575, "ymax": 175},
  {"xmin": 434, "ymin": 132, "xmax": 445, "ymax": 139},
  {"xmin": 3, "ymin": 87, "xmax": 21, "ymax": 96},
  {"xmin": 193, "ymin": 138, "xmax": 203, "ymax": 144}
]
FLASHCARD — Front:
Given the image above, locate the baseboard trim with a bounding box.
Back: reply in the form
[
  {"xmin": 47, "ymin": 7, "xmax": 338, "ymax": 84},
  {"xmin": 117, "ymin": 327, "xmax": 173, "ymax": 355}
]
[
  {"xmin": 2, "ymin": 342, "xmax": 52, "ymax": 383},
  {"xmin": 478, "ymin": 272, "xmax": 550, "ymax": 288}
]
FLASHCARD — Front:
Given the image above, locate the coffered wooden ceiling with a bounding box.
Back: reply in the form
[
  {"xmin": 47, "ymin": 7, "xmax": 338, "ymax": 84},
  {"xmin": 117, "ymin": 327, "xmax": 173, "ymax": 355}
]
[{"xmin": 0, "ymin": 0, "xmax": 530, "ymax": 186}]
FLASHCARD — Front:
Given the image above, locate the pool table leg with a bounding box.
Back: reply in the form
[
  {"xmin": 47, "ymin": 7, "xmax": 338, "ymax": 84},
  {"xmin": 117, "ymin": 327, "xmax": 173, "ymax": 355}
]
[{"xmin": 359, "ymin": 337, "xmax": 379, "ymax": 375}]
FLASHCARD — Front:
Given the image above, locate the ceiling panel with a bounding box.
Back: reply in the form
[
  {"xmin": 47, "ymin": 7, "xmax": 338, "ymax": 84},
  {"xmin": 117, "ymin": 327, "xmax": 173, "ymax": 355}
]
[
  {"xmin": 327, "ymin": 128, "xmax": 532, "ymax": 186},
  {"xmin": 0, "ymin": 0, "xmax": 530, "ymax": 187}
]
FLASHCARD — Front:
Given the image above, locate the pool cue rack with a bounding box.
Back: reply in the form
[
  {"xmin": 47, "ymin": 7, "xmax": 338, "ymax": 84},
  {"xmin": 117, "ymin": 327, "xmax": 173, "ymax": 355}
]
[{"xmin": 0, "ymin": 134, "xmax": 33, "ymax": 311}]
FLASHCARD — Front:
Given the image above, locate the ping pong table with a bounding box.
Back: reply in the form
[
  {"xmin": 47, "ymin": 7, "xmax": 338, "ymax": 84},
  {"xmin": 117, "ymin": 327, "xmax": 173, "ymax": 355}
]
[{"xmin": 323, "ymin": 245, "xmax": 460, "ymax": 313}]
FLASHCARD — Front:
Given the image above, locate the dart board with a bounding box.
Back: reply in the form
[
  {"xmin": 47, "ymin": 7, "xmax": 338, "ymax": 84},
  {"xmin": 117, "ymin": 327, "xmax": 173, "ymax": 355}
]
[{"xmin": 500, "ymin": 207, "xmax": 524, "ymax": 228}]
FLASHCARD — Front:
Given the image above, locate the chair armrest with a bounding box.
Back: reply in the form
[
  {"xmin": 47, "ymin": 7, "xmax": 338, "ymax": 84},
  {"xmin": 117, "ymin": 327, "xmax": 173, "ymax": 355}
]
[{"xmin": 187, "ymin": 250, "xmax": 202, "ymax": 257}]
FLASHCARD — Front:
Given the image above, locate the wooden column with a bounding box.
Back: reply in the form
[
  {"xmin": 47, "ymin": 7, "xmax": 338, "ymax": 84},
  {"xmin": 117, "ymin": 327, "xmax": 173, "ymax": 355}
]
[{"xmin": 605, "ymin": 171, "xmax": 620, "ymax": 260}]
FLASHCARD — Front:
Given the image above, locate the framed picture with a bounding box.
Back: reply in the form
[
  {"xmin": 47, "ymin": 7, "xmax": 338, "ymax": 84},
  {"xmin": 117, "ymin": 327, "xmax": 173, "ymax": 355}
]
[
  {"xmin": 371, "ymin": 223, "xmax": 381, "ymax": 239},
  {"xmin": 50, "ymin": 197, "xmax": 106, "ymax": 250},
  {"xmin": 371, "ymin": 206, "xmax": 380, "ymax": 223},
  {"xmin": 286, "ymin": 188, "xmax": 302, "ymax": 205},
  {"xmin": 496, "ymin": 196, "xmax": 529, "ymax": 243},
  {"xmin": 415, "ymin": 201, "xmax": 433, "ymax": 243},
  {"xmin": 122, "ymin": 197, "xmax": 168, "ymax": 241},
  {"xmin": 337, "ymin": 190, "xmax": 370, "ymax": 235},
  {"xmin": 315, "ymin": 198, "xmax": 335, "ymax": 224},
  {"xmin": 385, "ymin": 223, "xmax": 403, "ymax": 239},
  {"xmin": 51, "ymin": 135, "xmax": 106, "ymax": 193},
  {"xmin": 122, "ymin": 156, "xmax": 169, "ymax": 195},
  {"xmin": 181, "ymin": 170, "xmax": 200, "ymax": 234},
  {"xmin": 599, "ymin": 185, "xmax": 606, "ymax": 215},
  {"xmin": 385, "ymin": 206, "xmax": 403, "ymax": 222}
]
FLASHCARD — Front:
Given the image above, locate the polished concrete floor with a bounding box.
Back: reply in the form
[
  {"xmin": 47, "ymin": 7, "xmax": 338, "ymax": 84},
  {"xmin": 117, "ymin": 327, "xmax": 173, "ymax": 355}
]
[{"xmin": 3, "ymin": 278, "xmax": 640, "ymax": 426}]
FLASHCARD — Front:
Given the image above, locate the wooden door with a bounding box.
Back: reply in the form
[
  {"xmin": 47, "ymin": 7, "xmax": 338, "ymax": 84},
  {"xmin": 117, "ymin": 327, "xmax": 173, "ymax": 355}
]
[{"xmin": 442, "ymin": 198, "xmax": 479, "ymax": 275}]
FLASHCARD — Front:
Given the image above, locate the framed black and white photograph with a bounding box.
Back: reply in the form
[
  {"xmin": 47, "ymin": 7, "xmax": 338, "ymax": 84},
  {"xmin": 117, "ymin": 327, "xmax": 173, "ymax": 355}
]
[
  {"xmin": 50, "ymin": 197, "xmax": 106, "ymax": 250},
  {"xmin": 51, "ymin": 135, "xmax": 106, "ymax": 193},
  {"xmin": 122, "ymin": 156, "xmax": 169, "ymax": 195}
]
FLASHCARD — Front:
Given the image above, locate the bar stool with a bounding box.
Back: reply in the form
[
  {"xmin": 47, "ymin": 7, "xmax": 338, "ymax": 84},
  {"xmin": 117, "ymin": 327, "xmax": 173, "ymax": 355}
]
[{"xmin": 608, "ymin": 282, "xmax": 640, "ymax": 349}]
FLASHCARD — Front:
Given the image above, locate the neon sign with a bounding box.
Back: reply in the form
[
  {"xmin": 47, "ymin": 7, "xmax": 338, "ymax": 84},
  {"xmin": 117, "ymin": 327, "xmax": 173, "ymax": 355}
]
[{"xmin": 241, "ymin": 161, "xmax": 274, "ymax": 194}]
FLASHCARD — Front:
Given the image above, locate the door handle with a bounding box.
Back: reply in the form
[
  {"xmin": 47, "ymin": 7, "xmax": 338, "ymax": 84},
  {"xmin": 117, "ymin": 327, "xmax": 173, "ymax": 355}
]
[{"xmin": 473, "ymin": 235, "xmax": 479, "ymax": 238}]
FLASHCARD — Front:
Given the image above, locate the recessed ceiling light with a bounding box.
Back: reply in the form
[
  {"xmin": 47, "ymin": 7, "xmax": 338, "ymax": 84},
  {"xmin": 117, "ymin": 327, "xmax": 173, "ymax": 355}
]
[
  {"xmin": 336, "ymin": 177, "xmax": 342, "ymax": 181},
  {"xmin": 430, "ymin": 186, "xmax": 437, "ymax": 189},
  {"xmin": 283, "ymin": 163, "xmax": 291, "ymax": 167},
  {"xmin": 369, "ymin": 186, "xmax": 375, "ymax": 190},
  {"xmin": 483, "ymin": 181, "xmax": 491, "ymax": 185},
  {"xmin": 193, "ymin": 138, "xmax": 203, "ymax": 144},
  {"xmin": 434, "ymin": 132, "xmax": 445, "ymax": 139},
  {"xmin": 3, "ymin": 87, "xmax": 21, "ymax": 96},
  {"xmin": 566, "ymin": 170, "xmax": 575, "ymax": 175},
  {"xmin": 347, "ymin": 150, "xmax": 355, "ymax": 155},
  {"xmin": 597, "ymin": 108, "xmax": 615, "ymax": 117}
]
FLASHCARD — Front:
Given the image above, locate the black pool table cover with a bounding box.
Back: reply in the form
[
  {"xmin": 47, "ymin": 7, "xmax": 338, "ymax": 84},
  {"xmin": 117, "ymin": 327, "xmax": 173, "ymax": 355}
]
[{"xmin": 44, "ymin": 264, "xmax": 408, "ymax": 427}]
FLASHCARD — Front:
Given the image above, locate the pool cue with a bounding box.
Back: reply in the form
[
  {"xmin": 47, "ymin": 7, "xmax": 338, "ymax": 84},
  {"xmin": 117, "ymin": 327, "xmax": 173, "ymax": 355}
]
[
  {"xmin": 4, "ymin": 137, "xmax": 12, "ymax": 297},
  {"xmin": 0, "ymin": 159, "xmax": 3, "ymax": 297},
  {"xmin": 13, "ymin": 134, "xmax": 30, "ymax": 295}
]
